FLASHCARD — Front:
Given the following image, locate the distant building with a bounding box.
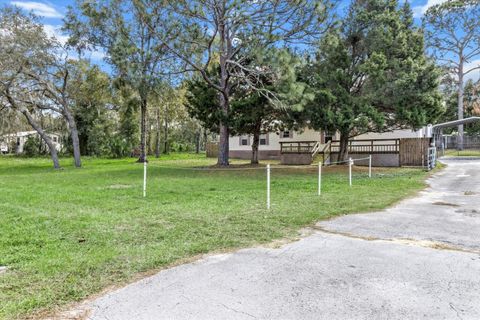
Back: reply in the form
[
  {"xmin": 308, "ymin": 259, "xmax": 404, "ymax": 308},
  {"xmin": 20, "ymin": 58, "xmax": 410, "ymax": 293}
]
[{"xmin": 0, "ymin": 131, "xmax": 63, "ymax": 154}]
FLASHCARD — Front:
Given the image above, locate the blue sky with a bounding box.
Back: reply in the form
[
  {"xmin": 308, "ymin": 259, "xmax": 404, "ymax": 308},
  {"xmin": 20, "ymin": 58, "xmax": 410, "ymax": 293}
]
[{"xmin": 1, "ymin": 0, "xmax": 478, "ymax": 82}]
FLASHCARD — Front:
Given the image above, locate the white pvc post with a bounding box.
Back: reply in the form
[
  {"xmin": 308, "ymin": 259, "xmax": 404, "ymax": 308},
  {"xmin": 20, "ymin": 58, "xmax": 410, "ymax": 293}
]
[
  {"xmin": 368, "ymin": 155, "xmax": 372, "ymax": 178},
  {"xmin": 143, "ymin": 160, "xmax": 147, "ymax": 198},
  {"xmin": 267, "ymin": 164, "xmax": 271, "ymax": 209},
  {"xmin": 318, "ymin": 161, "xmax": 322, "ymax": 196},
  {"xmin": 349, "ymin": 157, "xmax": 353, "ymax": 187}
]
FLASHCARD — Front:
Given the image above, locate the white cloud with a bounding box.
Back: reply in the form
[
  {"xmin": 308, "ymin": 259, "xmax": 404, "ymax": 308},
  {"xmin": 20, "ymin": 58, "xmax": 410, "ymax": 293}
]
[
  {"xmin": 412, "ymin": 0, "xmax": 449, "ymax": 17},
  {"xmin": 11, "ymin": 1, "xmax": 63, "ymax": 18},
  {"xmin": 43, "ymin": 24, "xmax": 69, "ymax": 45}
]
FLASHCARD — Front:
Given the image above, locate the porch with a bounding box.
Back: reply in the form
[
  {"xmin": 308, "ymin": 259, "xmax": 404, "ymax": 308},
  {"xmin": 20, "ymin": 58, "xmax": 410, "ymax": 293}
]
[{"xmin": 280, "ymin": 138, "xmax": 431, "ymax": 167}]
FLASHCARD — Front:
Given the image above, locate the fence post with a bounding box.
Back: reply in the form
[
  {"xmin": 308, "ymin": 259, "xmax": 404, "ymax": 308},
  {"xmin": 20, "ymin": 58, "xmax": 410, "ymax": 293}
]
[
  {"xmin": 318, "ymin": 161, "xmax": 322, "ymax": 196},
  {"xmin": 267, "ymin": 164, "xmax": 271, "ymax": 209},
  {"xmin": 143, "ymin": 160, "xmax": 147, "ymax": 198},
  {"xmin": 369, "ymin": 155, "xmax": 372, "ymax": 178},
  {"xmin": 349, "ymin": 157, "xmax": 353, "ymax": 187}
]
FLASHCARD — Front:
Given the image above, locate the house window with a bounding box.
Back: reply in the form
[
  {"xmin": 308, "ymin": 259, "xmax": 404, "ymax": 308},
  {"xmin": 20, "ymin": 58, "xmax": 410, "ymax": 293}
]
[
  {"xmin": 282, "ymin": 130, "xmax": 292, "ymax": 138},
  {"xmin": 259, "ymin": 134, "xmax": 268, "ymax": 145},
  {"xmin": 17, "ymin": 138, "xmax": 20, "ymax": 146},
  {"xmin": 240, "ymin": 136, "xmax": 249, "ymax": 146},
  {"xmin": 53, "ymin": 136, "xmax": 58, "ymax": 143},
  {"xmin": 324, "ymin": 130, "xmax": 334, "ymax": 143}
]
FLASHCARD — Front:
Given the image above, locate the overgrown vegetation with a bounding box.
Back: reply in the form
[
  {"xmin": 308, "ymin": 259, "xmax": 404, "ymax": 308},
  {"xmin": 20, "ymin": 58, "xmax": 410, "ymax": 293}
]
[{"xmin": 0, "ymin": 155, "xmax": 431, "ymax": 319}]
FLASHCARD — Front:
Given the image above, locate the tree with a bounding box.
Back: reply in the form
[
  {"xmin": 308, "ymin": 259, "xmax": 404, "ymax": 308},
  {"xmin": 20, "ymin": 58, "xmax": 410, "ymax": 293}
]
[
  {"xmin": 150, "ymin": 84, "xmax": 189, "ymax": 155},
  {"xmin": 303, "ymin": 0, "xmax": 443, "ymax": 161},
  {"xmin": 25, "ymin": 53, "xmax": 84, "ymax": 167},
  {"xmin": 423, "ymin": 0, "xmax": 480, "ymax": 149},
  {"xmin": 114, "ymin": 81, "xmax": 140, "ymax": 155},
  {"xmin": 0, "ymin": 6, "xmax": 84, "ymax": 167},
  {"xmin": 186, "ymin": 50, "xmax": 311, "ymax": 164},
  {"xmin": 135, "ymin": 0, "xmax": 333, "ymax": 166},
  {"xmin": 0, "ymin": 7, "xmax": 61, "ymax": 168},
  {"xmin": 232, "ymin": 52, "xmax": 312, "ymax": 164},
  {"xmin": 68, "ymin": 60, "xmax": 114, "ymax": 156},
  {"xmin": 464, "ymin": 80, "xmax": 480, "ymax": 135},
  {"xmin": 442, "ymin": 79, "xmax": 480, "ymax": 135},
  {"xmin": 65, "ymin": 0, "xmax": 177, "ymax": 162}
]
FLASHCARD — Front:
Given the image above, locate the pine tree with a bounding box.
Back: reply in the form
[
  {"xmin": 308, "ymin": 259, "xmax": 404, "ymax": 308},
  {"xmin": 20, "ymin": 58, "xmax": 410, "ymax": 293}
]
[{"xmin": 303, "ymin": 0, "xmax": 443, "ymax": 161}]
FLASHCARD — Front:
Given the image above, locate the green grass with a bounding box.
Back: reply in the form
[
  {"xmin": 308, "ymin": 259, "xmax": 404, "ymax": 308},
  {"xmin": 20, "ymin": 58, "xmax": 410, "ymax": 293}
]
[
  {"xmin": 0, "ymin": 154, "xmax": 431, "ymax": 319},
  {"xmin": 444, "ymin": 149, "xmax": 480, "ymax": 157}
]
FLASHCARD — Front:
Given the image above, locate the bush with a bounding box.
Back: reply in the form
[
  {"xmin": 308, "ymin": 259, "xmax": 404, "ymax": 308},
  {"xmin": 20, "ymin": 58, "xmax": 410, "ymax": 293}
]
[
  {"xmin": 170, "ymin": 142, "xmax": 192, "ymax": 153},
  {"xmin": 23, "ymin": 136, "xmax": 42, "ymax": 157},
  {"xmin": 107, "ymin": 136, "xmax": 131, "ymax": 158}
]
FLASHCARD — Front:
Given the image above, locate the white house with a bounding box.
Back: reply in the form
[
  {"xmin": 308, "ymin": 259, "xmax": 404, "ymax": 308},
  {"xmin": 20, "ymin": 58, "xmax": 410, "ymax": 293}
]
[
  {"xmin": 229, "ymin": 127, "xmax": 429, "ymax": 160},
  {"xmin": 0, "ymin": 131, "xmax": 63, "ymax": 154}
]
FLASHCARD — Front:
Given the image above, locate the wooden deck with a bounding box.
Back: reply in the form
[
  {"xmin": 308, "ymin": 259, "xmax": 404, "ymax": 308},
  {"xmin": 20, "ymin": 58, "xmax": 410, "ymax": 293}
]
[{"xmin": 279, "ymin": 138, "xmax": 432, "ymax": 167}]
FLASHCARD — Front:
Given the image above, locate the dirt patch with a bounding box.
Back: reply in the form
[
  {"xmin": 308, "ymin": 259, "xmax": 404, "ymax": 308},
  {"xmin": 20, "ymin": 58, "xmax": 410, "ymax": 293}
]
[
  {"xmin": 432, "ymin": 201, "xmax": 460, "ymax": 207},
  {"xmin": 464, "ymin": 191, "xmax": 477, "ymax": 196},
  {"xmin": 106, "ymin": 184, "xmax": 132, "ymax": 189}
]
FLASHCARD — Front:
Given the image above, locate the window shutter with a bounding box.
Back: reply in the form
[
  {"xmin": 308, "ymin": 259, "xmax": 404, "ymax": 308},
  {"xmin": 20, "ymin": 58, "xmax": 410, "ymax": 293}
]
[
  {"xmin": 289, "ymin": 131, "xmax": 294, "ymax": 138},
  {"xmin": 247, "ymin": 135, "xmax": 251, "ymax": 145},
  {"xmin": 239, "ymin": 136, "xmax": 242, "ymax": 145},
  {"xmin": 265, "ymin": 133, "xmax": 269, "ymax": 145}
]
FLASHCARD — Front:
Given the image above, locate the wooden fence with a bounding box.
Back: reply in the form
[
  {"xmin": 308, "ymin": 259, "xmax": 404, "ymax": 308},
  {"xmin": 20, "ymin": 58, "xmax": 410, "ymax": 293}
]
[{"xmin": 399, "ymin": 138, "xmax": 430, "ymax": 166}]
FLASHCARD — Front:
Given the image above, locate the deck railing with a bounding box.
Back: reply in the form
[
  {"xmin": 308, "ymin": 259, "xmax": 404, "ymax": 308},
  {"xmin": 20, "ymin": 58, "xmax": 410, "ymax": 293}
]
[
  {"xmin": 330, "ymin": 139, "xmax": 400, "ymax": 154},
  {"xmin": 279, "ymin": 138, "xmax": 400, "ymax": 158},
  {"xmin": 279, "ymin": 141, "xmax": 317, "ymax": 154}
]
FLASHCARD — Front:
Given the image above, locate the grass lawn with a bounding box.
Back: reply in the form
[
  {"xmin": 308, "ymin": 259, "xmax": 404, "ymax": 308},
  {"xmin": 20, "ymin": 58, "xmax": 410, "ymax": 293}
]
[
  {"xmin": 444, "ymin": 149, "xmax": 480, "ymax": 157},
  {"xmin": 0, "ymin": 154, "xmax": 432, "ymax": 319}
]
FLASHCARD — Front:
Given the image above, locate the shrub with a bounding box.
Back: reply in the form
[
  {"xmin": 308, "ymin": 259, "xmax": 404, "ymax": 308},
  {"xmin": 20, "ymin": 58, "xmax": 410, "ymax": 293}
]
[{"xmin": 23, "ymin": 136, "xmax": 42, "ymax": 157}]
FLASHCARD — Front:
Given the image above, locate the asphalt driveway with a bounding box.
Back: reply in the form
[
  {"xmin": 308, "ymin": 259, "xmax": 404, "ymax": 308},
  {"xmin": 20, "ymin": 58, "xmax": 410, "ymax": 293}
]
[{"xmin": 84, "ymin": 159, "xmax": 480, "ymax": 320}]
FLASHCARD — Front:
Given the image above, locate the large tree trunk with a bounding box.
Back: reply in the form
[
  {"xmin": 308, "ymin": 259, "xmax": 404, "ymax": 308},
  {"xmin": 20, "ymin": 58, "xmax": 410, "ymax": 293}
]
[
  {"xmin": 138, "ymin": 96, "xmax": 147, "ymax": 162},
  {"xmin": 251, "ymin": 131, "xmax": 260, "ymax": 165},
  {"xmin": 337, "ymin": 132, "xmax": 349, "ymax": 163},
  {"xmin": 217, "ymin": 19, "xmax": 230, "ymax": 166},
  {"xmin": 146, "ymin": 118, "xmax": 152, "ymax": 156},
  {"xmin": 203, "ymin": 128, "xmax": 208, "ymax": 151},
  {"xmin": 217, "ymin": 91, "xmax": 229, "ymax": 166},
  {"xmin": 155, "ymin": 108, "xmax": 160, "ymax": 158},
  {"xmin": 163, "ymin": 109, "xmax": 169, "ymax": 154},
  {"xmin": 457, "ymin": 62, "xmax": 464, "ymax": 151},
  {"xmin": 218, "ymin": 122, "xmax": 229, "ymax": 165},
  {"xmin": 21, "ymin": 108, "xmax": 60, "ymax": 169},
  {"xmin": 63, "ymin": 109, "xmax": 81, "ymax": 168},
  {"xmin": 195, "ymin": 130, "xmax": 200, "ymax": 154}
]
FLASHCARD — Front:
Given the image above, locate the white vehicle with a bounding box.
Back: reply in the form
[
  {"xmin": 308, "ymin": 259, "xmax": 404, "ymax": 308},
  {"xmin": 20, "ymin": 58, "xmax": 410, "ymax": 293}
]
[{"xmin": 0, "ymin": 144, "xmax": 8, "ymax": 154}]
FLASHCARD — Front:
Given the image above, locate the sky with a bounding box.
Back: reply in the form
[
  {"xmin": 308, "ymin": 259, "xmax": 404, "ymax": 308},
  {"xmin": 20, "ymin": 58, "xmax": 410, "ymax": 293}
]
[{"xmin": 0, "ymin": 0, "xmax": 479, "ymax": 82}]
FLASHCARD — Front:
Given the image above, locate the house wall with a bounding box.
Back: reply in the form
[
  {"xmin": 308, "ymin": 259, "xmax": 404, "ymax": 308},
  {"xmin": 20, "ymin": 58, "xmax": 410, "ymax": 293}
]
[
  {"xmin": 1, "ymin": 131, "xmax": 62, "ymax": 154},
  {"xmin": 229, "ymin": 128, "xmax": 321, "ymax": 160},
  {"xmin": 228, "ymin": 127, "xmax": 428, "ymax": 162},
  {"xmin": 354, "ymin": 129, "xmax": 425, "ymax": 140},
  {"xmin": 334, "ymin": 153, "xmax": 400, "ymax": 167}
]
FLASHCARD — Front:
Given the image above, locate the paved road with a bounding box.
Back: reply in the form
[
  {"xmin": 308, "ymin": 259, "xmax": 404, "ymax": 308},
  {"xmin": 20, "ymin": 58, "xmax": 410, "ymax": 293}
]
[{"xmin": 85, "ymin": 159, "xmax": 480, "ymax": 320}]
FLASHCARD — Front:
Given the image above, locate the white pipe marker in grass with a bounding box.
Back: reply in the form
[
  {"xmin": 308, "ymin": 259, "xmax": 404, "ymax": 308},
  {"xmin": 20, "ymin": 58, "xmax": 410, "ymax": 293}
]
[
  {"xmin": 369, "ymin": 155, "xmax": 372, "ymax": 178},
  {"xmin": 349, "ymin": 157, "xmax": 353, "ymax": 187},
  {"xmin": 143, "ymin": 160, "xmax": 147, "ymax": 198},
  {"xmin": 318, "ymin": 161, "xmax": 322, "ymax": 196},
  {"xmin": 267, "ymin": 164, "xmax": 271, "ymax": 210}
]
